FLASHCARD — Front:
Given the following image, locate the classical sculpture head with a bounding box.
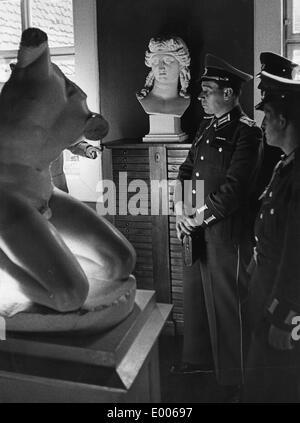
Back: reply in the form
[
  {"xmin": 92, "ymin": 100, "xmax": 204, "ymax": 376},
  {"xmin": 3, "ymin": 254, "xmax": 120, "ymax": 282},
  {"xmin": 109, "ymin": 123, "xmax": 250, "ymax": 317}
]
[{"xmin": 137, "ymin": 36, "xmax": 191, "ymax": 117}]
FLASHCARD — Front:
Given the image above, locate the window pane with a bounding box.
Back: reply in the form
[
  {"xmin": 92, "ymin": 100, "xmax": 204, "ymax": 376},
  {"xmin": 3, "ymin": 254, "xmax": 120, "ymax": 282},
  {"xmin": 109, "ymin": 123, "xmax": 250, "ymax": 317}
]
[
  {"xmin": 31, "ymin": 0, "xmax": 74, "ymax": 48},
  {"xmin": 293, "ymin": 0, "xmax": 300, "ymax": 33},
  {"xmin": 0, "ymin": 55, "xmax": 75, "ymax": 84},
  {"xmin": 292, "ymin": 49, "xmax": 300, "ymax": 64},
  {"xmin": 287, "ymin": 45, "xmax": 300, "ymax": 80},
  {"xmin": 51, "ymin": 55, "xmax": 75, "ymax": 81},
  {"xmin": 0, "ymin": 0, "xmax": 22, "ymax": 50},
  {"xmin": 0, "ymin": 57, "xmax": 15, "ymax": 83}
]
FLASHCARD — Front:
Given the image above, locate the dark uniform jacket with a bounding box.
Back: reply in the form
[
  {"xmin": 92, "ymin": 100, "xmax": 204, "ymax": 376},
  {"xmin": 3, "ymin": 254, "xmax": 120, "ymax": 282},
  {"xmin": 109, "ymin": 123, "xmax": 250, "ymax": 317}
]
[
  {"xmin": 249, "ymin": 148, "xmax": 300, "ymax": 330},
  {"xmin": 178, "ymin": 105, "xmax": 263, "ymax": 243}
]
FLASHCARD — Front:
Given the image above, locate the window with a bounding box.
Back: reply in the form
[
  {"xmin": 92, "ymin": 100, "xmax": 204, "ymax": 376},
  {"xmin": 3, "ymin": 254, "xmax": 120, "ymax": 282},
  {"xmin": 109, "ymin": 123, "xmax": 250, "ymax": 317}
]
[
  {"xmin": 0, "ymin": 0, "xmax": 102, "ymax": 202},
  {"xmin": 284, "ymin": 0, "xmax": 300, "ymax": 79},
  {"xmin": 0, "ymin": 0, "xmax": 75, "ymax": 82}
]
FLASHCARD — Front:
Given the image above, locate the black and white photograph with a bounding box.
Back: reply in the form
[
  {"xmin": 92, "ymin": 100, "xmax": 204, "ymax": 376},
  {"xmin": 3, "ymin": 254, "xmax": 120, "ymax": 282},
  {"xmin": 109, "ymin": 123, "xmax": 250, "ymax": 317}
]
[{"xmin": 0, "ymin": 0, "xmax": 299, "ymax": 405}]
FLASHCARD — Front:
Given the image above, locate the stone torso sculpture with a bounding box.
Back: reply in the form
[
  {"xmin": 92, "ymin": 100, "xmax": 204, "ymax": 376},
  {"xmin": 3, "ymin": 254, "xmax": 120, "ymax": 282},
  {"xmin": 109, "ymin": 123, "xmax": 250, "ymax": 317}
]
[{"xmin": 0, "ymin": 28, "xmax": 136, "ymax": 330}]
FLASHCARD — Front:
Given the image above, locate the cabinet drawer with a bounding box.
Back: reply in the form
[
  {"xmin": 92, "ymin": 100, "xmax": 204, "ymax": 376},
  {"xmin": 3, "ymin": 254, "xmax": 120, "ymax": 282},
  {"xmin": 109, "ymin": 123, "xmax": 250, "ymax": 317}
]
[
  {"xmin": 167, "ymin": 149, "xmax": 190, "ymax": 158},
  {"xmin": 115, "ymin": 215, "xmax": 152, "ymax": 223},
  {"xmin": 115, "ymin": 220, "xmax": 152, "ymax": 229},
  {"xmin": 112, "ymin": 148, "xmax": 149, "ymax": 157},
  {"xmin": 113, "ymin": 170, "xmax": 150, "ymax": 180},
  {"xmin": 113, "ymin": 156, "xmax": 149, "ymax": 164},
  {"xmin": 113, "ymin": 163, "xmax": 149, "ymax": 172}
]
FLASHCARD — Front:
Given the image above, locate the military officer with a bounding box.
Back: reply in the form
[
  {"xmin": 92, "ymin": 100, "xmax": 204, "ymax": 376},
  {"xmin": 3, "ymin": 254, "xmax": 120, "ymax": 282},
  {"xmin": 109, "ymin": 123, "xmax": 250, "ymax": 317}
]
[
  {"xmin": 255, "ymin": 52, "xmax": 298, "ymax": 196},
  {"xmin": 244, "ymin": 64, "xmax": 300, "ymax": 403},
  {"xmin": 171, "ymin": 54, "xmax": 263, "ymax": 396}
]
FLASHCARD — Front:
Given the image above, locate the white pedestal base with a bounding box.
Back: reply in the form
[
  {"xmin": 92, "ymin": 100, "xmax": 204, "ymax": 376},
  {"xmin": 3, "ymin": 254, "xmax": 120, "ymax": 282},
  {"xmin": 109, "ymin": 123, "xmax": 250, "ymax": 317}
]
[{"xmin": 143, "ymin": 114, "xmax": 188, "ymax": 143}]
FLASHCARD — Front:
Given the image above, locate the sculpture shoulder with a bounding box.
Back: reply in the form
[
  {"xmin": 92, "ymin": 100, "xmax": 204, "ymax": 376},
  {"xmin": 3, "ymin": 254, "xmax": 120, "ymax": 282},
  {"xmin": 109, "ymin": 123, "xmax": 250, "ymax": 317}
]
[{"xmin": 138, "ymin": 94, "xmax": 190, "ymax": 117}]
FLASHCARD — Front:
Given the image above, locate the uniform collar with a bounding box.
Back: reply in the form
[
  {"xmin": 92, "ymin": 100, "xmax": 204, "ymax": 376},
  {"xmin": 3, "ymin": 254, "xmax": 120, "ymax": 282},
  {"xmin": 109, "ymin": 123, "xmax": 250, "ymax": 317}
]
[
  {"xmin": 280, "ymin": 149, "xmax": 297, "ymax": 167},
  {"xmin": 213, "ymin": 105, "xmax": 242, "ymax": 129}
]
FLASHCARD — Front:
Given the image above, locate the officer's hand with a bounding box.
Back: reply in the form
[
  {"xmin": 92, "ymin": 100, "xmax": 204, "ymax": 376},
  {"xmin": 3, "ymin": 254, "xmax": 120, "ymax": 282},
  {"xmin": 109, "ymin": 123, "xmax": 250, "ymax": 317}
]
[
  {"xmin": 176, "ymin": 213, "xmax": 198, "ymax": 241},
  {"xmin": 268, "ymin": 324, "xmax": 294, "ymax": 351},
  {"xmin": 176, "ymin": 214, "xmax": 191, "ymax": 240},
  {"xmin": 86, "ymin": 145, "xmax": 102, "ymax": 159}
]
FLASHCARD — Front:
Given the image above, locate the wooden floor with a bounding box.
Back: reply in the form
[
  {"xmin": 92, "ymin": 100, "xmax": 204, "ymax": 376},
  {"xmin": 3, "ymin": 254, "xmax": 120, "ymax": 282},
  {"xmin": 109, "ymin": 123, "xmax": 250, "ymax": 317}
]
[{"xmin": 159, "ymin": 335, "xmax": 240, "ymax": 403}]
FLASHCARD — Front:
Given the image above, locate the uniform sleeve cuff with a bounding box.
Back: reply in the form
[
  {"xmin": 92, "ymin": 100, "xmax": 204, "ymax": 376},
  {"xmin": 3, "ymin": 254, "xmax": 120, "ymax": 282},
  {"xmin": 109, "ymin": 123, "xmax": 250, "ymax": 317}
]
[
  {"xmin": 69, "ymin": 141, "xmax": 89, "ymax": 157},
  {"xmin": 196, "ymin": 196, "xmax": 223, "ymax": 228}
]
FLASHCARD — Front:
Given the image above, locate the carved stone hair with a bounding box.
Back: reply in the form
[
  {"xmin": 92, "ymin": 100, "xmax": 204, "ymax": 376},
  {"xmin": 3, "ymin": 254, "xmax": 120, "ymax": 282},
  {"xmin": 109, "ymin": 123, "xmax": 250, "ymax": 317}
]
[{"xmin": 137, "ymin": 36, "xmax": 191, "ymax": 100}]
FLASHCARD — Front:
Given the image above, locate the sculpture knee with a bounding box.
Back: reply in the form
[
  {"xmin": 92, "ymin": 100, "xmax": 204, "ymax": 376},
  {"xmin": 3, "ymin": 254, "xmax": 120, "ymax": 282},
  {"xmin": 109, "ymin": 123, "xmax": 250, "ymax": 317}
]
[
  {"xmin": 100, "ymin": 240, "xmax": 136, "ymax": 282},
  {"xmin": 51, "ymin": 278, "xmax": 89, "ymax": 313},
  {"xmin": 0, "ymin": 193, "xmax": 32, "ymax": 228},
  {"xmin": 115, "ymin": 241, "xmax": 136, "ymax": 280}
]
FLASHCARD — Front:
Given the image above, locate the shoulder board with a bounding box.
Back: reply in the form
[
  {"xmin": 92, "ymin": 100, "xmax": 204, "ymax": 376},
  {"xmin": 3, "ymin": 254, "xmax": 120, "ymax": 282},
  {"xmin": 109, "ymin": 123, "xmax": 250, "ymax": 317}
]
[{"xmin": 239, "ymin": 115, "xmax": 256, "ymax": 127}]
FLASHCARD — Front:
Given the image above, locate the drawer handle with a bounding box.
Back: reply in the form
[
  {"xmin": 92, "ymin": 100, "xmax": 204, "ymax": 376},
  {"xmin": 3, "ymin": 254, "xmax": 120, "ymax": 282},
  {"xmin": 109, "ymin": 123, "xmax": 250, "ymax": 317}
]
[
  {"xmin": 155, "ymin": 152, "xmax": 161, "ymax": 163},
  {"xmin": 122, "ymin": 164, "xmax": 127, "ymax": 170},
  {"xmin": 122, "ymin": 150, "xmax": 128, "ymax": 155}
]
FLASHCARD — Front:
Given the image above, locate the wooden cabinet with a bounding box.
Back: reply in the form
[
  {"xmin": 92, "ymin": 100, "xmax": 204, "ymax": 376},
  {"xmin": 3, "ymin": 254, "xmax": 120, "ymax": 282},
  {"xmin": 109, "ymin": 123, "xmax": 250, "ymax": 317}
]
[{"xmin": 104, "ymin": 140, "xmax": 191, "ymax": 332}]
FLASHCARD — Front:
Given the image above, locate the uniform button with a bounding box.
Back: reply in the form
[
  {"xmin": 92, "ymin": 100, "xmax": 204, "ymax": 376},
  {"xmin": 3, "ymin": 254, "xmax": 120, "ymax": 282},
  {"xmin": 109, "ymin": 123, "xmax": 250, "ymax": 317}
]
[
  {"xmin": 255, "ymin": 236, "xmax": 259, "ymax": 242},
  {"xmin": 192, "ymin": 189, "xmax": 196, "ymax": 194},
  {"xmin": 269, "ymin": 192, "xmax": 273, "ymax": 198},
  {"xmin": 196, "ymin": 172, "xmax": 200, "ymax": 177},
  {"xmin": 201, "ymin": 156, "xmax": 204, "ymax": 161},
  {"xmin": 270, "ymin": 208, "xmax": 275, "ymax": 215},
  {"xmin": 219, "ymin": 147, "xmax": 223, "ymax": 153},
  {"xmin": 260, "ymin": 213, "xmax": 263, "ymax": 220},
  {"xmin": 206, "ymin": 139, "xmax": 210, "ymax": 144}
]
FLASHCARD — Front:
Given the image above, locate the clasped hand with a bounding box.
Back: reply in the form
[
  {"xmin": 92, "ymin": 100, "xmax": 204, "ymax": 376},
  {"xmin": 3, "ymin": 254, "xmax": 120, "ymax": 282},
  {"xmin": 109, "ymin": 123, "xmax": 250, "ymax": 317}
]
[
  {"xmin": 85, "ymin": 145, "xmax": 102, "ymax": 159},
  {"xmin": 175, "ymin": 208, "xmax": 203, "ymax": 242}
]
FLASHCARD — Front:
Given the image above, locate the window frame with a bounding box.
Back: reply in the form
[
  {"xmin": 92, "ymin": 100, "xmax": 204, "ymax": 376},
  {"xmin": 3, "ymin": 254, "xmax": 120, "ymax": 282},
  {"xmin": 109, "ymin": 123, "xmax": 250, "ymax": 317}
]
[
  {"xmin": 0, "ymin": 0, "xmax": 102, "ymax": 202},
  {"xmin": 0, "ymin": 0, "xmax": 75, "ymax": 60},
  {"xmin": 254, "ymin": 0, "xmax": 283, "ymax": 123},
  {"xmin": 284, "ymin": 0, "xmax": 300, "ymax": 56}
]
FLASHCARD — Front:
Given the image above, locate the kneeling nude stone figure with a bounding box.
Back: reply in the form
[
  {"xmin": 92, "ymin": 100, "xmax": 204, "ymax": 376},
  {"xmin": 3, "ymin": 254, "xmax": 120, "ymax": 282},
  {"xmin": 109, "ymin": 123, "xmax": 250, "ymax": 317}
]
[{"xmin": 0, "ymin": 28, "xmax": 136, "ymax": 330}]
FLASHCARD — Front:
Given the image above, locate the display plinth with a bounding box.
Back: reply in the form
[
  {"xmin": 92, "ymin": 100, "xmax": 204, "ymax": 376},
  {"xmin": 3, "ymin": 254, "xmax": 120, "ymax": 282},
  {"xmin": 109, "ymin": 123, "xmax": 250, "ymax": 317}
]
[
  {"xmin": 143, "ymin": 115, "xmax": 188, "ymax": 143},
  {"xmin": 0, "ymin": 290, "xmax": 172, "ymax": 403}
]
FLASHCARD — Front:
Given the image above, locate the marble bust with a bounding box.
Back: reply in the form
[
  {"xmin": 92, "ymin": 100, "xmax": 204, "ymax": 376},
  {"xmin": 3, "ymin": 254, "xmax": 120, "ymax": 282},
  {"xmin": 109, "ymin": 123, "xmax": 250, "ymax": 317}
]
[
  {"xmin": 137, "ymin": 36, "xmax": 191, "ymax": 142},
  {"xmin": 137, "ymin": 36, "xmax": 191, "ymax": 117}
]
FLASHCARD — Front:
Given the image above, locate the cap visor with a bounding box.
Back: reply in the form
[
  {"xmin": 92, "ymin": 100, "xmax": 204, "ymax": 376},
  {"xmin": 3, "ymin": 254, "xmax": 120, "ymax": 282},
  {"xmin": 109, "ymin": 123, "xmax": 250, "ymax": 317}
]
[{"xmin": 255, "ymin": 101, "xmax": 264, "ymax": 111}]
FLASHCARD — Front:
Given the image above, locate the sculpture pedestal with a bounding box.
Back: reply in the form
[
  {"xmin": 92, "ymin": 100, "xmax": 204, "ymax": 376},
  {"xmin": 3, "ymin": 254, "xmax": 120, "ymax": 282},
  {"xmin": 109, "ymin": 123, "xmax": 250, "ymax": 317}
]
[
  {"xmin": 143, "ymin": 115, "xmax": 188, "ymax": 143},
  {"xmin": 0, "ymin": 290, "xmax": 172, "ymax": 403}
]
